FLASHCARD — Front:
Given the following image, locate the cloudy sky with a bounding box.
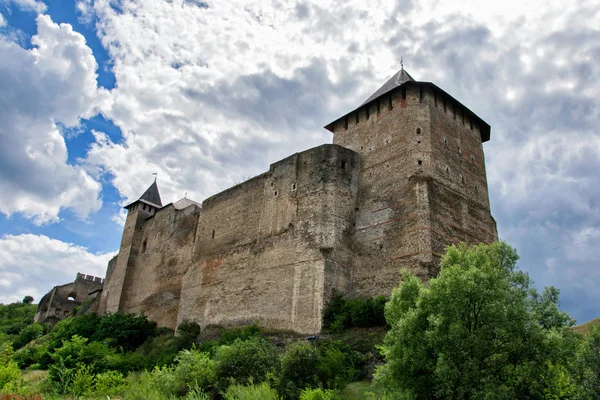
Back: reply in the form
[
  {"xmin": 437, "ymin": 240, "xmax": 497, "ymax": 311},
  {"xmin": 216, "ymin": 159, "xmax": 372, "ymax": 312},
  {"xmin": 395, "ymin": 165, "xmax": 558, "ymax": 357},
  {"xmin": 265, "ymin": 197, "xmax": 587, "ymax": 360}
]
[{"xmin": 0, "ymin": 0, "xmax": 598, "ymax": 323}]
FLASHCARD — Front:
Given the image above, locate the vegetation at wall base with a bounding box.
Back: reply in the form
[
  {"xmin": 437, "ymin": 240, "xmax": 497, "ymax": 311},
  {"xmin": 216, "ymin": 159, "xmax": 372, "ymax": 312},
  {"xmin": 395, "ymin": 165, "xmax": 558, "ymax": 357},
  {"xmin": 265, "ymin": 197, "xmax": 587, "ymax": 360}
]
[{"xmin": 1, "ymin": 242, "xmax": 599, "ymax": 399}]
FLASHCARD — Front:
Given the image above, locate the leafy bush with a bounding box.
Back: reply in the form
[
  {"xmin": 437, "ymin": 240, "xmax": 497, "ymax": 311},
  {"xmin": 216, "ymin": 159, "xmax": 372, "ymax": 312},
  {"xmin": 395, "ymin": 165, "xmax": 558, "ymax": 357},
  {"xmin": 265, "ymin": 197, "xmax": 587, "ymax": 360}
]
[
  {"xmin": 173, "ymin": 348, "xmax": 216, "ymax": 395},
  {"xmin": 322, "ymin": 291, "xmax": 387, "ymax": 332},
  {"xmin": 214, "ymin": 337, "xmax": 279, "ymax": 391},
  {"xmin": 132, "ymin": 333, "xmax": 177, "ymax": 371},
  {"xmin": 49, "ymin": 314, "xmax": 101, "ymax": 349},
  {"xmin": 122, "ymin": 370, "xmax": 167, "ymax": 400},
  {"xmin": 299, "ymin": 388, "xmax": 338, "ymax": 400},
  {"xmin": 13, "ymin": 323, "xmax": 46, "ymax": 350},
  {"xmin": 95, "ymin": 370, "xmax": 126, "ymax": 396},
  {"xmin": 72, "ymin": 364, "xmax": 94, "ymax": 397},
  {"xmin": 279, "ymin": 341, "xmax": 321, "ymax": 399},
  {"xmin": 0, "ymin": 345, "xmax": 22, "ymax": 391},
  {"xmin": 224, "ymin": 382, "xmax": 280, "ymax": 400},
  {"xmin": 92, "ymin": 313, "xmax": 157, "ymax": 351},
  {"xmin": 0, "ymin": 301, "xmax": 36, "ymax": 336},
  {"xmin": 318, "ymin": 344, "xmax": 353, "ymax": 390},
  {"xmin": 177, "ymin": 319, "xmax": 201, "ymax": 345}
]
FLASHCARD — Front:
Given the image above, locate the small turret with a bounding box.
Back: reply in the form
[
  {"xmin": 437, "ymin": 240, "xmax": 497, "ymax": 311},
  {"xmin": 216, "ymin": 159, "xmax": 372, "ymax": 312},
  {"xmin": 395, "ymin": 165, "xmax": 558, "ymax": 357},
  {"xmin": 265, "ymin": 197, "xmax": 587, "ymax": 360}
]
[{"xmin": 125, "ymin": 180, "xmax": 163, "ymax": 216}]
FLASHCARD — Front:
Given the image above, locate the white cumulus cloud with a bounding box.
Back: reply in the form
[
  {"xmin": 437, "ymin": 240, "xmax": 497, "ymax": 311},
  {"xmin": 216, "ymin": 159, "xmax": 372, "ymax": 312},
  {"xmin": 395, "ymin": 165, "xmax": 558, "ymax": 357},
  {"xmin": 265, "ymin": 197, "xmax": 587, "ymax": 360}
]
[
  {"xmin": 0, "ymin": 0, "xmax": 47, "ymax": 13},
  {"xmin": 0, "ymin": 234, "xmax": 116, "ymax": 304},
  {"xmin": 0, "ymin": 14, "xmax": 110, "ymax": 224}
]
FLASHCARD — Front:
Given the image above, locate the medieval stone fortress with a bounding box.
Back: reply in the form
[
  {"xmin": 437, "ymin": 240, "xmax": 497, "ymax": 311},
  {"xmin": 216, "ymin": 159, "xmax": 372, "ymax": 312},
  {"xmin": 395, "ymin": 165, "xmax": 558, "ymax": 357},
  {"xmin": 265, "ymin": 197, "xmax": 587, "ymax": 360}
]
[{"xmin": 36, "ymin": 68, "xmax": 497, "ymax": 334}]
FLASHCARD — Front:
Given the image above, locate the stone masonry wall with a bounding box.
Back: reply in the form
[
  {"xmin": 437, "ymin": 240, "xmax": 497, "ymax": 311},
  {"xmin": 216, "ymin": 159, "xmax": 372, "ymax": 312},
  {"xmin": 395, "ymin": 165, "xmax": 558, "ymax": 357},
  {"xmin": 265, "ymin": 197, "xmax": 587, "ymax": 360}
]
[
  {"xmin": 177, "ymin": 144, "xmax": 357, "ymax": 334},
  {"xmin": 332, "ymin": 83, "xmax": 496, "ymax": 298},
  {"xmin": 118, "ymin": 204, "xmax": 201, "ymax": 329}
]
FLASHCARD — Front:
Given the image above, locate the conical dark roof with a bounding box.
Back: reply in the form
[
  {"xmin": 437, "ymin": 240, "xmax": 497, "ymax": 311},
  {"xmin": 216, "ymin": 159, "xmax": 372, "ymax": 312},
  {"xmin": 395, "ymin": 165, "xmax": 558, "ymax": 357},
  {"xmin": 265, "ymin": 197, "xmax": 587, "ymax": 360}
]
[
  {"xmin": 361, "ymin": 68, "xmax": 415, "ymax": 105},
  {"xmin": 139, "ymin": 180, "xmax": 162, "ymax": 207}
]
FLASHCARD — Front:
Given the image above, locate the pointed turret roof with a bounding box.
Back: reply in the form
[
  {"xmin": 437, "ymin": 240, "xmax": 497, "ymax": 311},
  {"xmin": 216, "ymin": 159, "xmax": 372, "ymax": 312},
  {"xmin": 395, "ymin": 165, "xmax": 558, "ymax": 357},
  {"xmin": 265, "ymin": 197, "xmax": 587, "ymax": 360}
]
[
  {"xmin": 124, "ymin": 180, "xmax": 163, "ymax": 209},
  {"xmin": 361, "ymin": 68, "xmax": 415, "ymax": 105},
  {"xmin": 139, "ymin": 180, "xmax": 162, "ymax": 207}
]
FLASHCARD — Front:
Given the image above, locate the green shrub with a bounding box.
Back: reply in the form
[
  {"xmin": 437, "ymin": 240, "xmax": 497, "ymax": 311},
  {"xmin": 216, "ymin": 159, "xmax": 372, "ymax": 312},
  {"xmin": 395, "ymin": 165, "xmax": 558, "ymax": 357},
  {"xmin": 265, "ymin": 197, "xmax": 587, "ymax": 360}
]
[
  {"xmin": 93, "ymin": 313, "xmax": 157, "ymax": 351},
  {"xmin": 322, "ymin": 291, "xmax": 387, "ymax": 331},
  {"xmin": 184, "ymin": 384, "xmax": 211, "ymax": 400},
  {"xmin": 137, "ymin": 333, "xmax": 184, "ymax": 368},
  {"xmin": 0, "ymin": 345, "xmax": 22, "ymax": 391},
  {"xmin": 49, "ymin": 334, "xmax": 114, "ymax": 375},
  {"xmin": 173, "ymin": 348, "xmax": 216, "ymax": 395},
  {"xmin": 217, "ymin": 324, "xmax": 261, "ymax": 345},
  {"xmin": 280, "ymin": 341, "xmax": 321, "ymax": 399},
  {"xmin": 224, "ymin": 381, "xmax": 280, "ymax": 400},
  {"xmin": 106, "ymin": 351, "xmax": 152, "ymax": 373},
  {"xmin": 49, "ymin": 314, "xmax": 101, "ymax": 349},
  {"xmin": 178, "ymin": 319, "xmax": 201, "ymax": 344},
  {"xmin": 95, "ymin": 370, "xmax": 126, "ymax": 396},
  {"xmin": 214, "ymin": 337, "xmax": 279, "ymax": 391},
  {"xmin": 299, "ymin": 388, "xmax": 338, "ymax": 400},
  {"xmin": 72, "ymin": 363, "xmax": 94, "ymax": 397},
  {"xmin": 123, "ymin": 370, "xmax": 168, "ymax": 400},
  {"xmin": 150, "ymin": 365, "xmax": 179, "ymax": 397},
  {"xmin": 318, "ymin": 342, "xmax": 356, "ymax": 390},
  {"xmin": 13, "ymin": 323, "xmax": 46, "ymax": 349}
]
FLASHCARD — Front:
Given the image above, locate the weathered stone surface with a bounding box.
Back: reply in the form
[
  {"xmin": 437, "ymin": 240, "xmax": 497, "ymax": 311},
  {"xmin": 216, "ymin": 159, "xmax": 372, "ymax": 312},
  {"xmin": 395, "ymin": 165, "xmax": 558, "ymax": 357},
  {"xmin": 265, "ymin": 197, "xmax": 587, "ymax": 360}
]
[{"xmin": 35, "ymin": 273, "xmax": 104, "ymax": 325}]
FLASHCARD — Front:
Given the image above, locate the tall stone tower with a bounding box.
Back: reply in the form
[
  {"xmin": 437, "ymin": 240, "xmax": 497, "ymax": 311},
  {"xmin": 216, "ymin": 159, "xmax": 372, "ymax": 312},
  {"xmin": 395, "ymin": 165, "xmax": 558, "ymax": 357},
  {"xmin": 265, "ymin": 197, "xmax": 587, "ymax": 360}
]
[
  {"xmin": 325, "ymin": 67, "xmax": 497, "ymax": 297},
  {"xmin": 97, "ymin": 181, "xmax": 163, "ymax": 314}
]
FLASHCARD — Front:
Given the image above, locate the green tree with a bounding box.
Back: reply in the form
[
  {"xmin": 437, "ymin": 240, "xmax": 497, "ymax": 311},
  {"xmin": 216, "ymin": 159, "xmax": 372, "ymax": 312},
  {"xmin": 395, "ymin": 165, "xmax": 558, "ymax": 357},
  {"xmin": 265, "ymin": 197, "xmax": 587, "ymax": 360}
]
[
  {"xmin": 574, "ymin": 322, "xmax": 600, "ymax": 399},
  {"xmin": 279, "ymin": 341, "xmax": 321, "ymax": 399},
  {"xmin": 22, "ymin": 296, "xmax": 34, "ymax": 305},
  {"xmin": 214, "ymin": 337, "xmax": 279, "ymax": 391},
  {"xmin": 376, "ymin": 242, "xmax": 576, "ymax": 400}
]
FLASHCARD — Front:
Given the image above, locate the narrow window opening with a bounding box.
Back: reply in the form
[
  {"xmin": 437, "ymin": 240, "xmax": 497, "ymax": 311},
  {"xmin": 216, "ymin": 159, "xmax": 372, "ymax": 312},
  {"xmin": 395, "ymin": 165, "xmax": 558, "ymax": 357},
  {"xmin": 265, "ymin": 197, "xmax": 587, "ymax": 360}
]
[
  {"xmin": 377, "ymin": 100, "xmax": 381, "ymax": 113},
  {"xmin": 142, "ymin": 240, "xmax": 147, "ymax": 253},
  {"xmin": 418, "ymin": 140, "xmax": 421, "ymax": 144},
  {"xmin": 388, "ymin": 95, "xmax": 393, "ymax": 109},
  {"xmin": 142, "ymin": 203, "xmax": 146, "ymax": 211},
  {"xmin": 355, "ymin": 111, "xmax": 359, "ymax": 124},
  {"xmin": 292, "ymin": 183, "xmax": 296, "ymax": 191},
  {"xmin": 360, "ymin": 146, "xmax": 363, "ymax": 150},
  {"xmin": 341, "ymin": 160, "xmax": 346, "ymax": 170},
  {"xmin": 365, "ymin": 106, "xmax": 370, "ymax": 120},
  {"xmin": 401, "ymin": 87, "xmax": 406, "ymax": 100},
  {"xmin": 471, "ymin": 154, "xmax": 475, "ymax": 162},
  {"xmin": 444, "ymin": 138, "xmax": 448, "ymax": 146},
  {"xmin": 212, "ymin": 230, "xmax": 215, "ymax": 239},
  {"xmin": 470, "ymin": 119, "xmax": 474, "ymax": 130},
  {"xmin": 434, "ymin": 92, "xmax": 438, "ymax": 107},
  {"xmin": 443, "ymin": 99, "xmax": 447, "ymax": 112},
  {"xmin": 417, "ymin": 159, "xmax": 422, "ymax": 166},
  {"xmin": 461, "ymin": 176, "xmax": 465, "ymax": 184},
  {"xmin": 274, "ymin": 190, "xmax": 278, "ymax": 197},
  {"xmin": 270, "ymin": 182, "xmax": 273, "ymax": 187},
  {"xmin": 446, "ymin": 167, "xmax": 450, "ymax": 174},
  {"xmin": 419, "ymin": 85, "xmax": 424, "ymax": 103},
  {"xmin": 416, "ymin": 128, "xmax": 421, "ymax": 135}
]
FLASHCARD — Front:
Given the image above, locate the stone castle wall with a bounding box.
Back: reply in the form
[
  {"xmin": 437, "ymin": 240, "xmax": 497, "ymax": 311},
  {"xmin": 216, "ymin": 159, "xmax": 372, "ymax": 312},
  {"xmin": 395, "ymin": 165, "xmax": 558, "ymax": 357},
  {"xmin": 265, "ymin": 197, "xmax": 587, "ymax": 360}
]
[{"xmin": 92, "ymin": 76, "xmax": 497, "ymax": 335}]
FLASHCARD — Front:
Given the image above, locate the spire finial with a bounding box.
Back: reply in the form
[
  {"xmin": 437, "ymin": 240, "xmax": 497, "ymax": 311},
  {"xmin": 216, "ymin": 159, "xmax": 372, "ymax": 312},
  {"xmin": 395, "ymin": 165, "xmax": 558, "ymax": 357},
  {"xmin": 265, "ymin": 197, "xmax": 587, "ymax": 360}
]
[
  {"xmin": 184, "ymin": 192, "xmax": 187, "ymax": 199},
  {"xmin": 152, "ymin": 172, "xmax": 158, "ymax": 182},
  {"xmin": 401, "ymin": 57, "xmax": 404, "ymax": 70}
]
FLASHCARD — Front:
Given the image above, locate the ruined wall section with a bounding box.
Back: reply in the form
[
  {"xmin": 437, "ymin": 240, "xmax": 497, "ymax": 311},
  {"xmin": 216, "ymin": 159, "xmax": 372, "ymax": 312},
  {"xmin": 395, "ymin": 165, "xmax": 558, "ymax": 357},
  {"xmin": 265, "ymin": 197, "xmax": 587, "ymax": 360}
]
[
  {"xmin": 117, "ymin": 204, "xmax": 201, "ymax": 329},
  {"xmin": 178, "ymin": 144, "xmax": 357, "ymax": 334},
  {"xmin": 428, "ymin": 91, "xmax": 498, "ymax": 255},
  {"xmin": 35, "ymin": 274, "xmax": 104, "ymax": 324},
  {"xmin": 333, "ymin": 85, "xmax": 435, "ymax": 297}
]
